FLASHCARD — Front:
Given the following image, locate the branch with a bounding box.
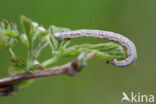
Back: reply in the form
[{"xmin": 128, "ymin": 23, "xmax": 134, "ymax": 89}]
[{"xmin": 0, "ymin": 59, "xmax": 85, "ymax": 96}]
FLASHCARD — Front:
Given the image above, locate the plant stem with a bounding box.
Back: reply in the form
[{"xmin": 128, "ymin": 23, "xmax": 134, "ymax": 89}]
[
  {"xmin": 27, "ymin": 47, "xmax": 34, "ymax": 68},
  {"xmin": 42, "ymin": 56, "xmax": 58, "ymax": 67},
  {"xmin": 7, "ymin": 48, "xmax": 16, "ymax": 57},
  {"xmin": 0, "ymin": 58, "xmax": 85, "ymax": 96}
]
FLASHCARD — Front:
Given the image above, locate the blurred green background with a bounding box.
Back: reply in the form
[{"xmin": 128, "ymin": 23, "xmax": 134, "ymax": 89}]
[{"xmin": 0, "ymin": 0, "xmax": 156, "ymax": 104}]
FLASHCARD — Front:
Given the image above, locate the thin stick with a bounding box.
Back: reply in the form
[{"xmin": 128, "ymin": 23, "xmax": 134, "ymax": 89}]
[
  {"xmin": 0, "ymin": 59, "xmax": 84, "ymax": 96},
  {"xmin": 55, "ymin": 29, "xmax": 137, "ymax": 66}
]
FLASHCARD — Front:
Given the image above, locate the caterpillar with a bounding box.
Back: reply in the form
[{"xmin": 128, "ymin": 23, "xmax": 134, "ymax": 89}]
[{"xmin": 54, "ymin": 29, "xmax": 137, "ymax": 67}]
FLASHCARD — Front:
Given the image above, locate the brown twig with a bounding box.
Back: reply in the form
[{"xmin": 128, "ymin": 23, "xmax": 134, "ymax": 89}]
[{"xmin": 0, "ymin": 59, "xmax": 85, "ymax": 96}]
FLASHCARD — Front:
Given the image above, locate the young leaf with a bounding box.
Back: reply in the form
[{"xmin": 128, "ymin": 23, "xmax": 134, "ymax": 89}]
[
  {"xmin": 48, "ymin": 25, "xmax": 71, "ymax": 51},
  {"xmin": 31, "ymin": 26, "xmax": 48, "ymax": 58},
  {"xmin": 20, "ymin": 16, "xmax": 49, "ymax": 63},
  {"xmin": 54, "ymin": 42, "xmax": 127, "ymax": 63},
  {"xmin": 8, "ymin": 57, "xmax": 27, "ymax": 75},
  {"xmin": 20, "ymin": 16, "xmax": 32, "ymax": 42},
  {"xmin": 0, "ymin": 20, "xmax": 18, "ymax": 48}
]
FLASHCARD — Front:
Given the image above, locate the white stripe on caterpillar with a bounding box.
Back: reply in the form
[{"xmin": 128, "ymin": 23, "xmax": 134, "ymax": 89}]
[{"xmin": 54, "ymin": 29, "xmax": 137, "ymax": 67}]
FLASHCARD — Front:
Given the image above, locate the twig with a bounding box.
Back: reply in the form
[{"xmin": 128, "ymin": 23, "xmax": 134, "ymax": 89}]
[{"xmin": 0, "ymin": 59, "xmax": 85, "ymax": 96}]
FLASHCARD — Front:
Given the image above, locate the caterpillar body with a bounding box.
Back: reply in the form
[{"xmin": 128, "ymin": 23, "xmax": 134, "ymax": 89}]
[{"xmin": 55, "ymin": 29, "xmax": 137, "ymax": 67}]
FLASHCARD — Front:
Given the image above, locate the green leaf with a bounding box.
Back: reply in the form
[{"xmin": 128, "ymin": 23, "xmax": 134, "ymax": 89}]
[
  {"xmin": 8, "ymin": 57, "xmax": 27, "ymax": 75},
  {"xmin": 19, "ymin": 33, "xmax": 29, "ymax": 47},
  {"xmin": 48, "ymin": 25, "xmax": 71, "ymax": 51},
  {"xmin": 0, "ymin": 20, "xmax": 18, "ymax": 48},
  {"xmin": 20, "ymin": 16, "xmax": 32, "ymax": 41},
  {"xmin": 21, "ymin": 16, "xmax": 49, "ymax": 59},
  {"xmin": 32, "ymin": 27, "xmax": 48, "ymax": 58},
  {"xmin": 54, "ymin": 42, "xmax": 127, "ymax": 63}
]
